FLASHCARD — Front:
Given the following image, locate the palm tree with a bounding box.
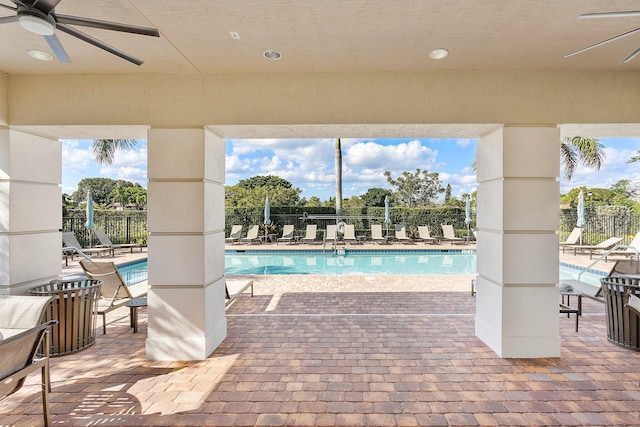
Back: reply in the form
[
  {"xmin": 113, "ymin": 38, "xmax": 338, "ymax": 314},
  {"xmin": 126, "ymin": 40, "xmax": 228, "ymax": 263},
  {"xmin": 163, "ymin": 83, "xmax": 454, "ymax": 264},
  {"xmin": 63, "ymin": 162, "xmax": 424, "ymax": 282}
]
[
  {"xmin": 91, "ymin": 139, "xmax": 137, "ymax": 165},
  {"xmin": 471, "ymin": 136, "xmax": 605, "ymax": 182},
  {"xmin": 335, "ymin": 138, "xmax": 343, "ymax": 217},
  {"xmin": 561, "ymin": 137, "xmax": 605, "ymax": 181}
]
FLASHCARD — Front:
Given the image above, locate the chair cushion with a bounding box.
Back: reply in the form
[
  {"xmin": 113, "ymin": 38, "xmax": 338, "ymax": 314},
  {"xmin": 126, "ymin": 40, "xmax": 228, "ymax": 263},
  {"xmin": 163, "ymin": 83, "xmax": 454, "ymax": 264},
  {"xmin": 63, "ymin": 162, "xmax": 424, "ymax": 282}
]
[{"xmin": 0, "ymin": 296, "xmax": 52, "ymax": 329}]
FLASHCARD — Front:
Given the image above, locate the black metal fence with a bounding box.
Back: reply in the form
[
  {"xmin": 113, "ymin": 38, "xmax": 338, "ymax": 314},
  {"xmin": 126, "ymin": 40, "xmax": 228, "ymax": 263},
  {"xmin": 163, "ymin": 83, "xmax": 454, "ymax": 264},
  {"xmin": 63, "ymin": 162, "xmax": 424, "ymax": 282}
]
[
  {"xmin": 63, "ymin": 212, "xmax": 148, "ymax": 247},
  {"xmin": 560, "ymin": 211, "xmax": 640, "ymax": 245}
]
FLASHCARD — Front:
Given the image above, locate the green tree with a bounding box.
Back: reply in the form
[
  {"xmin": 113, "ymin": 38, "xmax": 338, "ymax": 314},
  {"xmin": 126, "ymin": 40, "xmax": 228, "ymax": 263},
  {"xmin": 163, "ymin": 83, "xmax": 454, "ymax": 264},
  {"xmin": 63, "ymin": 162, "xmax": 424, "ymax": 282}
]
[
  {"xmin": 305, "ymin": 196, "xmax": 323, "ymax": 207},
  {"xmin": 361, "ymin": 188, "xmax": 391, "ymax": 207},
  {"xmin": 72, "ymin": 177, "xmax": 135, "ymax": 205},
  {"xmin": 225, "ymin": 183, "xmax": 303, "ymax": 207},
  {"xmin": 343, "ymin": 195, "xmax": 364, "ymax": 208},
  {"xmin": 91, "ymin": 139, "xmax": 138, "ymax": 165},
  {"xmin": 237, "ymin": 175, "xmax": 293, "ymax": 190},
  {"xmin": 444, "ymin": 184, "xmax": 452, "ymax": 203},
  {"xmin": 62, "ymin": 193, "xmax": 75, "ymax": 216},
  {"xmin": 561, "ymin": 137, "xmax": 605, "ymax": 181},
  {"xmin": 383, "ymin": 169, "xmax": 444, "ymax": 207}
]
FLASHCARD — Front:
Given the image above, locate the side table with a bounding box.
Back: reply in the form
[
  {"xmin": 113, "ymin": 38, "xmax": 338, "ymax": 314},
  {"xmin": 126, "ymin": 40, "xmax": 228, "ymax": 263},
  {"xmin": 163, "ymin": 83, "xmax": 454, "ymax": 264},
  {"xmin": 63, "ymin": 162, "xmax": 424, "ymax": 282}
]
[{"xmin": 124, "ymin": 297, "xmax": 148, "ymax": 333}]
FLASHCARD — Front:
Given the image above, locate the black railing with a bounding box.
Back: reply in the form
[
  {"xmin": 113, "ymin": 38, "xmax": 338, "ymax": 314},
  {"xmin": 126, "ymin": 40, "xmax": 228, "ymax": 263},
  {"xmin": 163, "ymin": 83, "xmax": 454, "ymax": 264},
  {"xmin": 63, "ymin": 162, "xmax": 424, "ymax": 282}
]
[
  {"xmin": 63, "ymin": 212, "xmax": 148, "ymax": 247},
  {"xmin": 560, "ymin": 212, "xmax": 640, "ymax": 246}
]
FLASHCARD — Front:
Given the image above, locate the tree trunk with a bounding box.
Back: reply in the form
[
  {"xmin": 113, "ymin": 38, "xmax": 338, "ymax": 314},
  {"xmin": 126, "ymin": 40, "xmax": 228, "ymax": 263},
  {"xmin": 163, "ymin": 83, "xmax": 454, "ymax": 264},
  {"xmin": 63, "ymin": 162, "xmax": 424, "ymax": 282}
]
[{"xmin": 335, "ymin": 138, "xmax": 343, "ymax": 217}]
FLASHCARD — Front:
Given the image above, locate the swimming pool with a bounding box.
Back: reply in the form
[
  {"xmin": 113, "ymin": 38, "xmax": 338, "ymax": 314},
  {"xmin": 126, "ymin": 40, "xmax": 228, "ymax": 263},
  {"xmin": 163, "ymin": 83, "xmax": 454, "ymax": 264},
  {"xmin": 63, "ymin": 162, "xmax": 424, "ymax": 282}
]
[{"xmin": 119, "ymin": 251, "xmax": 608, "ymax": 284}]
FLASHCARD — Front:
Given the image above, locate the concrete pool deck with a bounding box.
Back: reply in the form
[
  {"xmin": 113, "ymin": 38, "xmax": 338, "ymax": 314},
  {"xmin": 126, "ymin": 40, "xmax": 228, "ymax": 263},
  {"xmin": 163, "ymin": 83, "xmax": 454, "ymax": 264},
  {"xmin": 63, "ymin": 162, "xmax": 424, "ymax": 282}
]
[{"xmin": 3, "ymin": 245, "xmax": 635, "ymax": 425}]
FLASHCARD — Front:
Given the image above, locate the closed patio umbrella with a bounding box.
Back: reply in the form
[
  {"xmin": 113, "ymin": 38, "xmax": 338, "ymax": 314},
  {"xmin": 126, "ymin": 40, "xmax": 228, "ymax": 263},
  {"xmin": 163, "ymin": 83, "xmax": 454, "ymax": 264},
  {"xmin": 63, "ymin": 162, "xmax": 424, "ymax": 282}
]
[
  {"xmin": 576, "ymin": 190, "xmax": 585, "ymax": 245},
  {"xmin": 465, "ymin": 197, "xmax": 472, "ymax": 240},
  {"xmin": 264, "ymin": 195, "xmax": 271, "ymax": 239},
  {"xmin": 85, "ymin": 191, "xmax": 95, "ymax": 246},
  {"xmin": 384, "ymin": 195, "xmax": 391, "ymax": 237}
]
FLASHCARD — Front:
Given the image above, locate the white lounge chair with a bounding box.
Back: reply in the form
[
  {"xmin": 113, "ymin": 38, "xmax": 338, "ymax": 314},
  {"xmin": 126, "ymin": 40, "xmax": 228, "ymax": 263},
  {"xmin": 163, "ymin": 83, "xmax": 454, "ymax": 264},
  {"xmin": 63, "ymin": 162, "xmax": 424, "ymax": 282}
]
[
  {"xmin": 441, "ymin": 224, "xmax": 466, "ymax": 244},
  {"xmin": 300, "ymin": 224, "xmax": 319, "ymax": 244},
  {"xmin": 571, "ymin": 236, "xmax": 623, "ymax": 259},
  {"xmin": 326, "ymin": 224, "xmax": 338, "ymax": 243},
  {"xmin": 94, "ymin": 229, "xmax": 143, "ymax": 253},
  {"xmin": 343, "ymin": 224, "xmax": 362, "ymax": 245},
  {"xmin": 416, "ymin": 226, "xmax": 439, "ymax": 244},
  {"xmin": 225, "ymin": 225, "xmax": 243, "ymax": 244},
  {"xmin": 604, "ymin": 232, "xmax": 640, "ymax": 261},
  {"xmin": 560, "ymin": 227, "xmax": 583, "ymax": 253},
  {"xmin": 277, "ymin": 224, "xmax": 296, "ymax": 244},
  {"xmin": 240, "ymin": 224, "xmax": 261, "ymax": 244},
  {"xmin": 370, "ymin": 224, "xmax": 389, "ymax": 244},
  {"xmin": 394, "ymin": 225, "xmax": 414, "ymax": 244},
  {"xmin": 62, "ymin": 231, "xmax": 114, "ymax": 258}
]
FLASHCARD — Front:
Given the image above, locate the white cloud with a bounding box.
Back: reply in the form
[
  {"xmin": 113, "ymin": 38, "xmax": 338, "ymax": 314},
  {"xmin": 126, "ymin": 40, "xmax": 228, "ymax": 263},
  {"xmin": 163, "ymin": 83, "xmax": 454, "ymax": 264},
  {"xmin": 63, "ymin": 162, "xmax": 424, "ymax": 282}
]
[
  {"xmin": 560, "ymin": 146, "xmax": 640, "ymax": 193},
  {"xmin": 99, "ymin": 166, "xmax": 147, "ymax": 186},
  {"xmin": 61, "ymin": 139, "xmax": 93, "ymax": 173}
]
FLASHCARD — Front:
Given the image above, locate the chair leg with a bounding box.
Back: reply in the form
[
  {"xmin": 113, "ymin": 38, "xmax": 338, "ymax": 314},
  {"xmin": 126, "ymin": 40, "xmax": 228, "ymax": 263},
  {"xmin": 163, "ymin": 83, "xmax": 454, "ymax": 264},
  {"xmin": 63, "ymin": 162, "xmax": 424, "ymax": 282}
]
[
  {"xmin": 42, "ymin": 330, "xmax": 51, "ymax": 427},
  {"xmin": 102, "ymin": 313, "xmax": 107, "ymax": 335}
]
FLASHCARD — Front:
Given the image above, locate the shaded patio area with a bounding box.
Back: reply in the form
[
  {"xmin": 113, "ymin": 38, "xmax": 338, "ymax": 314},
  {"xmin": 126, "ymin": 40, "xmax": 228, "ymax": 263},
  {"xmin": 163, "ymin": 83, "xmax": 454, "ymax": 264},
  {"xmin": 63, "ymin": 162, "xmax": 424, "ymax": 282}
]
[{"xmin": 3, "ymin": 262, "xmax": 640, "ymax": 426}]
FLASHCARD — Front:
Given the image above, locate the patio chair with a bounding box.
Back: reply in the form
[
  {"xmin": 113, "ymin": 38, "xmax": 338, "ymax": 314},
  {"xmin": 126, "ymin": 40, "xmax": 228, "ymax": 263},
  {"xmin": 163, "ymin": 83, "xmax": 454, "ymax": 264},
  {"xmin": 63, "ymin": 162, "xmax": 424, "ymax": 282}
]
[
  {"xmin": 441, "ymin": 224, "xmax": 466, "ymax": 244},
  {"xmin": 416, "ymin": 226, "xmax": 439, "ymax": 244},
  {"xmin": 277, "ymin": 224, "xmax": 296, "ymax": 244},
  {"xmin": 570, "ymin": 236, "xmax": 623, "ymax": 259},
  {"xmin": 0, "ymin": 295, "xmax": 56, "ymax": 427},
  {"xmin": 225, "ymin": 225, "xmax": 243, "ymax": 244},
  {"xmin": 604, "ymin": 232, "xmax": 640, "ymax": 261},
  {"xmin": 62, "ymin": 231, "xmax": 114, "ymax": 259},
  {"xmin": 94, "ymin": 229, "xmax": 143, "ymax": 253},
  {"xmin": 394, "ymin": 225, "xmax": 415, "ymax": 244},
  {"xmin": 79, "ymin": 260, "xmax": 148, "ymax": 334},
  {"xmin": 370, "ymin": 224, "xmax": 389, "ymax": 244},
  {"xmin": 239, "ymin": 224, "xmax": 261, "ymax": 244},
  {"xmin": 225, "ymin": 280, "xmax": 254, "ymax": 308},
  {"xmin": 300, "ymin": 224, "xmax": 319, "ymax": 244},
  {"xmin": 560, "ymin": 227, "xmax": 583, "ymax": 253},
  {"xmin": 325, "ymin": 224, "xmax": 338, "ymax": 243},
  {"xmin": 343, "ymin": 224, "xmax": 362, "ymax": 245}
]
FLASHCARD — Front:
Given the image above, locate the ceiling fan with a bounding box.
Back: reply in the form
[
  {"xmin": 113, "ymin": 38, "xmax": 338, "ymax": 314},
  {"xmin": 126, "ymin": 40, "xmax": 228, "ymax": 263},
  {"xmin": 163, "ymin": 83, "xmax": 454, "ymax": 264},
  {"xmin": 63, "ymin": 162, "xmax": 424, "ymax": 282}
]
[
  {"xmin": 0, "ymin": 0, "xmax": 159, "ymax": 65},
  {"xmin": 565, "ymin": 10, "xmax": 640, "ymax": 64}
]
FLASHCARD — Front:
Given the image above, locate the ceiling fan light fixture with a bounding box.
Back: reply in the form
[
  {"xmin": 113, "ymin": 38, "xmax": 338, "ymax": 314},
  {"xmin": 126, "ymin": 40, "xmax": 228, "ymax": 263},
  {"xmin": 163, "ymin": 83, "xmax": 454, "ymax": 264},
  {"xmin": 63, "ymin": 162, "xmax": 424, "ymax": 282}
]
[
  {"xmin": 263, "ymin": 50, "xmax": 282, "ymax": 60},
  {"xmin": 27, "ymin": 50, "xmax": 53, "ymax": 61},
  {"xmin": 429, "ymin": 48, "xmax": 449, "ymax": 60},
  {"xmin": 19, "ymin": 14, "xmax": 55, "ymax": 36}
]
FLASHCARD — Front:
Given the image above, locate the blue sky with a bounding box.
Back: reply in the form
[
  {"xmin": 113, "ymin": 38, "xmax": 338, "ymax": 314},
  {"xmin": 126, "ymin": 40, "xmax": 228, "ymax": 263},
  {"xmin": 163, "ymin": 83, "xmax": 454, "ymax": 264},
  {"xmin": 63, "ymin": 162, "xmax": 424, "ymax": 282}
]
[{"xmin": 62, "ymin": 137, "xmax": 640, "ymax": 200}]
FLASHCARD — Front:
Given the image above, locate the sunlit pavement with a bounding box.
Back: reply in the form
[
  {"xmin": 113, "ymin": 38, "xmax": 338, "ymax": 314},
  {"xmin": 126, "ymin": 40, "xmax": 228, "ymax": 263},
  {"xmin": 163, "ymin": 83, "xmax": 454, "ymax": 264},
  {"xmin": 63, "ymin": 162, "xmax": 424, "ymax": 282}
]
[{"xmin": 3, "ymin": 246, "xmax": 638, "ymax": 426}]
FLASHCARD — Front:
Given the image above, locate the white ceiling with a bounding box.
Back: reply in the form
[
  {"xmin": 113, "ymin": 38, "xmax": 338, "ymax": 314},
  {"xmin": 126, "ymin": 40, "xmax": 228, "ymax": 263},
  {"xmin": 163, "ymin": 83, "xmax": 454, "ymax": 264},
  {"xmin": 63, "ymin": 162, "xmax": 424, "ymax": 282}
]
[{"xmin": 1, "ymin": 0, "xmax": 640, "ymax": 75}]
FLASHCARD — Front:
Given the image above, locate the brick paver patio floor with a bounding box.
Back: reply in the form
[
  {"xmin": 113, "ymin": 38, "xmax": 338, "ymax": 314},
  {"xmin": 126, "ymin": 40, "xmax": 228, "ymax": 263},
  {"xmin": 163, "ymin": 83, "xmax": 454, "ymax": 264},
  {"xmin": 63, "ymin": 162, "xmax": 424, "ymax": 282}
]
[{"xmin": 3, "ymin": 265, "xmax": 640, "ymax": 426}]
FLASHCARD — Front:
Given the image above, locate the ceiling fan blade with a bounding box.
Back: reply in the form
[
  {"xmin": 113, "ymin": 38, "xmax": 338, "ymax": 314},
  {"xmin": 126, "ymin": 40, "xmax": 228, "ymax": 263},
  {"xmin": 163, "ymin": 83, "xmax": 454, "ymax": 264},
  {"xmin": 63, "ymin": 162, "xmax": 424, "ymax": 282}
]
[
  {"xmin": 54, "ymin": 14, "xmax": 159, "ymax": 37},
  {"xmin": 0, "ymin": 3, "xmax": 17, "ymax": 12},
  {"xmin": 8, "ymin": 0, "xmax": 27, "ymax": 8},
  {"xmin": 32, "ymin": 0, "xmax": 62, "ymax": 14},
  {"xmin": 56, "ymin": 22, "xmax": 144, "ymax": 65},
  {"xmin": 0, "ymin": 15, "xmax": 18, "ymax": 23},
  {"xmin": 44, "ymin": 33, "xmax": 69, "ymax": 62},
  {"xmin": 622, "ymin": 47, "xmax": 640, "ymax": 64},
  {"xmin": 564, "ymin": 27, "xmax": 640, "ymax": 58},
  {"xmin": 579, "ymin": 10, "xmax": 640, "ymax": 19}
]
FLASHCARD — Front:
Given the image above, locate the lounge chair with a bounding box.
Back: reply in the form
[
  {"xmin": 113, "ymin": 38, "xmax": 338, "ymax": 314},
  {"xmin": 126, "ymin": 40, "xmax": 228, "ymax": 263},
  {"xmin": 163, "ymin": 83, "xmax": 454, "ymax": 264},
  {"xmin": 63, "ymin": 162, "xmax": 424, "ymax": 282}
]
[
  {"xmin": 277, "ymin": 224, "xmax": 296, "ymax": 244},
  {"xmin": 325, "ymin": 224, "xmax": 338, "ymax": 243},
  {"xmin": 394, "ymin": 225, "xmax": 415, "ymax": 244},
  {"xmin": 225, "ymin": 225, "xmax": 243, "ymax": 244},
  {"xmin": 343, "ymin": 224, "xmax": 362, "ymax": 245},
  {"xmin": 239, "ymin": 224, "xmax": 261, "ymax": 244},
  {"xmin": 300, "ymin": 224, "xmax": 319, "ymax": 244},
  {"xmin": 560, "ymin": 227, "xmax": 583, "ymax": 253},
  {"xmin": 570, "ymin": 236, "xmax": 623, "ymax": 259},
  {"xmin": 62, "ymin": 231, "xmax": 114, "ymax": 258},
  {"xmin": 370, "ymin": 224, "xmax": 389, "ymax": 244},
  {"xmin": 441, "ymin": 224, "xmax": 466, "ymax": 245},
  {"xmin": 94, "ymin": 229, "xmax": 143, "ymax": 253},
  {"xmin": 603, "ymin": 232, "xmax": 640, "ymax": 261},
  {"xmin": 0, "ymin": 295, "xmax": 56, "ymax": 427},
  {"xmin": 79, "ymin": 260, "xmax": 148, "ymax": 334},
  {"xmin": 416, "ymin": 226, "xmax": 439, "ymax": 244},
  {"xmin": 225, "ymin": 280, "xmax": 254, "ymax": 308}
]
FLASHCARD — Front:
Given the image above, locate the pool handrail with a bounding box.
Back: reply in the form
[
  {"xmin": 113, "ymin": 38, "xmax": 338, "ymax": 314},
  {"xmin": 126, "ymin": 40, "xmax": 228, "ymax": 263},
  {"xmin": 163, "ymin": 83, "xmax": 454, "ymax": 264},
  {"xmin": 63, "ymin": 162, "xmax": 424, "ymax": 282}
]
[{"xmin": 577, "ymin": 244, "xmax": 639, "ymax": 282}]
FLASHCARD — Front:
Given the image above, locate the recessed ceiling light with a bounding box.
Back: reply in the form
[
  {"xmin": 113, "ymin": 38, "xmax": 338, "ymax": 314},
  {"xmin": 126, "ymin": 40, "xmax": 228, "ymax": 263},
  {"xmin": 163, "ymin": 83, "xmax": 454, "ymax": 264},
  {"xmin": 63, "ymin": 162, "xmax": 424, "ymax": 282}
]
[
  {"xmin": 429, "ymin": 48, "xmax": 449, "ymax": 60},
  {"xmin": 263, "ymin": 50, "xmax": 282, "ymax": 60},
  {"xmin": 27, "ymin": 50, "xmax": 53, "ymax": 61}
]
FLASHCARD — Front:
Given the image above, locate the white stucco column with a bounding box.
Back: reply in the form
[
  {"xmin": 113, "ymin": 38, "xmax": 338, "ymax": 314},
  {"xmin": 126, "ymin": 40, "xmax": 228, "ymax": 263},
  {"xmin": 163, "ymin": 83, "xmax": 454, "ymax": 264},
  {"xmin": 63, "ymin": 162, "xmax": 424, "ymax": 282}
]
[
  {"xmin": 145, "ymin": 128, "xmax": 227, "ymax": 361},
  {"xmin": 0, "ymin": 129, "xmax": 62, "ymax": 295},
  {"xmin": 475, "ymin": 126, "xmax": 561, "ymax": 358}
]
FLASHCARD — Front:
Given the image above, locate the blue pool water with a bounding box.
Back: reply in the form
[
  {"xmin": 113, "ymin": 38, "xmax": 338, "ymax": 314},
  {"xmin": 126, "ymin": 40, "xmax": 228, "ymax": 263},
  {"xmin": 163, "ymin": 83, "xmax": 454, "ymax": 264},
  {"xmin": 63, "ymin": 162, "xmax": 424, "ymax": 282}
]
[{"xmin": 119, "ymin": 252, "xmax": 608, "ymax": 284}]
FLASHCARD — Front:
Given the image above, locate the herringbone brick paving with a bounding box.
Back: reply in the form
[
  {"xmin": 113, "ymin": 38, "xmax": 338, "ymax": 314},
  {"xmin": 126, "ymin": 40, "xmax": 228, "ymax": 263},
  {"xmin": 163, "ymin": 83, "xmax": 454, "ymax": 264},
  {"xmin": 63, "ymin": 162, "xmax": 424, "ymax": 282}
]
[{"xmin": 2, "ymin": 253, "xmax": 640, "ymax": 426}]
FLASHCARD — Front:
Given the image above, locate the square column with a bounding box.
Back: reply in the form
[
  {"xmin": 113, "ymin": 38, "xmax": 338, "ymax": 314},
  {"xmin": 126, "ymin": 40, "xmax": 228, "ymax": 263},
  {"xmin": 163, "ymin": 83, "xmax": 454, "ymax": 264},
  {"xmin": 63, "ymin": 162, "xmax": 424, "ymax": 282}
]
[
  {"xmin": 146, "ymin": 128, "xmax": 226, "ymax": 360},
  {"xmin": 0, "ymin": 129, "xmax": 62, "ymax": 295},
  {"xmin": 475, "ymin": 126, "xmax": 561, "ymax": 357}
]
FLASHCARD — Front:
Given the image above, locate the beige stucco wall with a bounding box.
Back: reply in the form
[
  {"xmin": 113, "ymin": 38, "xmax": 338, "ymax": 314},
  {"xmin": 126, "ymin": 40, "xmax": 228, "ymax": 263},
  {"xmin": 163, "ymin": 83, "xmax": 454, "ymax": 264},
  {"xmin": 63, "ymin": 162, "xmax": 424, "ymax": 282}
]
[
  {"xmin": 6, "ymin": 71, "xmax": 640, "ymax": 129},
  {"xmin": 0, "ymin": 72, "xmax": 7, "ymax": 127}
]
